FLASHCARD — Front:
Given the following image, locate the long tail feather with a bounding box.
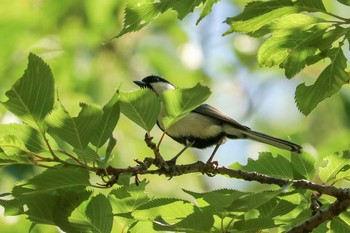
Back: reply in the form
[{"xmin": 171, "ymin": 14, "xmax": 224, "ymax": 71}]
[{"xmin": 243, "ymin": 130, "xmax": 302, "ymax": 154}]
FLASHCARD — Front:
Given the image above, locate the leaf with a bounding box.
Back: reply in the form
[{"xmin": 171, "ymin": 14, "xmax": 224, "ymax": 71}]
[
  {"xmin": 119, "ymin": 89, "xmax": 160, "ymax": 132},
  {"xmin": 233, "ymin": 218, "xmax": 279, "ymax": 231},
  {"xmin": 1, "ymin": 53, "xmax": 54, "ymax": 131},
  {"xmin": 108, "ymin": 179, "xmax": 150, "ymax": 214},
  {"xmin": 91, "ymin": 91, "xmax": 120, "ymax": 148},
  {"xmin": 0, "ymin": 134, "xmax": 30, "ymax": 156},
  {"xmin": 224, "ymin": 0, "xmax": 297, "ymax": 34},
  {"xmin": 153, "ymin": 209, "xmax": 214, "ymax": 233},
  {"xmin": 68, "ymin": 194, "xmax": 113, "ymax": 233},
  {"xmin": 227, "ymin": 190, "xmax": 284, "ymax": 212},
  {"xmin": 0, "ymin": 199, "xmax": 24, "ymax": 216},
  {"xmin": 291, "ymin": 152, "xmax": 316, "ymax": 180},
  {"xmin": 196, "ymin": 0, "xmax": 219, "ymax": 25},
  {"xmin": 0, "ymin": 124, "xmax": 46, "ymax": 152},
  {"xmin": 295, "ymin": 47, "xmax": 349, "ymax": 115},
  {"xmin": 117, "ymin": 0, "xmax": 205, "ymax": 38},
  {"xmin": 160, "ymin": 83, "xmax": 211, "ymax": 129},
  {"xmin": 330, "ymin": 216, "xmax": 350, "ymax": 233},
  {"xmin": 319, "ymin": 151, "xmax": 350, "ymax": 184},
  {"xmin": 337, "ymin": 0, "xmax": 350, "ymax": 6},
  {"xmin": 132, "ymin": 198, "xmax": 193, "ymax": 224},
  {"xmin": 230, "ymin": 152, "xmax": 294, "ymax": 179},
  {"xmin": 257, "ymin": 198, "xmax": 297, "ymax": 218},
  {"xmin": 53, "ymin": 190, "xmax": 92, "ymax": 233},
  {"xmin": 0, "ymin": 149, "xmax": 31, "ymax": 165},
  {"xmin": 12, "ymin": 166, "xmax": 90, "ymax": 196},
  {"xmin": 258, "ymin": 25, "xmax": 326, "ymax": 78},
  {"xmin": 183, "ymin": 188, "xmax": 247, "ymax": 210},
  {"xmin": 296, "ymin": 0, "xmax": 326, "ymax": 12},
  {"xmin": 85, "ymin": 195, "xmax": 113, "ymax": 233},
  {"xmin": 46, "ymin": 103, "xmax": 103, "ymax": 150}
]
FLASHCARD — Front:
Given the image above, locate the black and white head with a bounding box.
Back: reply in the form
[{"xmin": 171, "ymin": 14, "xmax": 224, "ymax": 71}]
[{"xmin": 133, "ymin": 75, "xmax": 175, "ymax": 95}]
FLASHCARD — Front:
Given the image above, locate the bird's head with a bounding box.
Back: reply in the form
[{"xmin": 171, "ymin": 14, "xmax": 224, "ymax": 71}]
[{"xmin": 133, "ymin": 75, "xmax": 175, "ymax": 95}]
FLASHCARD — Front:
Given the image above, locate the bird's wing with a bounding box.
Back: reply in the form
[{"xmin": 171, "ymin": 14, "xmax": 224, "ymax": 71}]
[{"xmin": 192, "ymin": 104, "xmax": 250, "ymax": 130}]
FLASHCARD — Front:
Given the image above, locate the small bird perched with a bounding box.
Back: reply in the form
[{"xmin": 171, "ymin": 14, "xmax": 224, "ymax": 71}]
[{"xmin": 134, "ymin": 75, "xmax": 302, "ymax": 163}]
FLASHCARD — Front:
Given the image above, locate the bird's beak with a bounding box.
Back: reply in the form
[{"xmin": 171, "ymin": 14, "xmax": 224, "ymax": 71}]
[{"xmin": 133, "ymin": 80, "xmax": 147, "ymax": 88}]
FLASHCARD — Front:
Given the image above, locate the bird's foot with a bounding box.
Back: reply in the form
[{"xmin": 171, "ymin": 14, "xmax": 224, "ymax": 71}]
[{"xmin": 205, "ymin": 160, "xmax": 218, "ymax": 177}]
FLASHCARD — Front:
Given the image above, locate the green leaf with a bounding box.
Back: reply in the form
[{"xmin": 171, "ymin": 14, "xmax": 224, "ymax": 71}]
[
  {"xmin": 91, "ymin": 91, "xmax": 120, "ymax": 148},
  {"xmin": 133, "ymin": 198, "xmax": 193, "ymax": 224},
  {"xmin": 230, "ymin": 152, "xmax": 294, "ymax": 179},
  {"xmin": 117, "ymin": 0, "xmax": 205, "ymax": 37},
  {"xmin": 257, "ymin": 198, "xmax": 297, "ymax": 218},
  {"xmin": 337, "ymin": 0, "xmax": 350, "ymax": 6},
  {"xmin": 0, "ymin": 134, "xmax": 31, "ymax": 157},
  {"xmin": 12, "ymin": 166, "xmax": 90, "ymax": 196},
  {"xmin": 227, "ymin": 190, "xmax": 284, "ymax": 212},
  {"xmin": 233, "ymin": 218, "xmax": 279, "ymax": 231},
  {"xmin": 183, "ymin": 188, "xmax": 247, "ymax": 210},
  {"xmin": 108, "ymin": 179, "xmax": 150, "ymax": 214},
  {"xmin": 0, "ymin": 124, "xmax": 46, "ymax": 152},
  {"xmin": 119, "ymin": 89, "xmax": 160, "ymax": 132},
  {"xmin": 53, "ymin": 190, "xmax": 92, "ymax": 233},
  {"xmin": 1, "ymin": 53, "xmax": 54, "ymax": 131},
  {"xmin": 319, "ymin": 151, "xmax": 350, "ymax": 184},
  {"xmin": 224, "ymin": 0, "xmax": 297, "ymax": 34},
  {"xmin": 160, "ymin": 83, "xmax": 211, "ymax": 130},
  {"xmin": 0, "ymin": 199, "xmax": 24, "ymax": 216},
  {"xmin": 295, "ymin": 47, "xmax": 349, "ymax": 115},
  {"xmin": 153, "ymin": 209, "xmax": 214, "ymax": 233},
  {"xmin": 86, "ymin": 194, "xmax": 113, "ymax": 233},
  {"xmin": 258, "ymin": 25, "xmax": 326, "ymax": 78},
  {"xmin": 68, "ymin": 194, "xmax": 113, "ymax": 233},
  {"xmin": 0, "ymin": 149, "xmax": 31, "ymax": 165},
  {"xmin": 296, "ymin": 0, "xmax": 326, "ymax": 12},
  {"xmin": 330, "ymin": 216, "xmax": 350, "ymax": 233},
  {"xmin": 46, "ymin": 103, "xmax": 103, "ymax": 150},
  {"xmin": 291, "ymin": 152, "xmax": 316, "ymax": 180},
  {"xmin": 196, "ymin": 0, "xmax": 219, "ymax": 25}
]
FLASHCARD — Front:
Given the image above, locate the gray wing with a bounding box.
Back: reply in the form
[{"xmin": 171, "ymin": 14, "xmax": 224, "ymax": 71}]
[{"xmin": 192, "ymin": 104, "xmax": 250, "ymax": 130}]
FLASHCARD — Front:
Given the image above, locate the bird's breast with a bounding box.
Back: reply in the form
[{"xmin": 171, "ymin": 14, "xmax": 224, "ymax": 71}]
[{"xmin": 158, "ymin": 112, "xmax": 223, "ymax": 139}]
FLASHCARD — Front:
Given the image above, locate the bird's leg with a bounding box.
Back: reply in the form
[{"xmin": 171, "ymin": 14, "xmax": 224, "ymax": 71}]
[
  {"xmin": 206, "ymin": 136, "xmax": 226, "ymax": 164},
  {"xmin": 167, "ymin": 140, "xmax": 195, "ymax": 165}
]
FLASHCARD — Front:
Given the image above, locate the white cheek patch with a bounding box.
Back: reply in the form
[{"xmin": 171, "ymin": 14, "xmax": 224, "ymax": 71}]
[{"xmin": 151, "ymin": 82, "xmax": 175, "ymax": 95}]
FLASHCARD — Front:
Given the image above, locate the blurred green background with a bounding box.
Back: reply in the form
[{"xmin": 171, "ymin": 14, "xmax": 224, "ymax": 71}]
[{"xmin": 0, "ymin": 0, "xmax": 349, "ymax": 232}]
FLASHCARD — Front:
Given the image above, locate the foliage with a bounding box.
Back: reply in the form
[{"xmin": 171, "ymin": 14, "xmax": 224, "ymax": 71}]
[
  {"xmin": 118, "ymin": 0, "xmax": 350, "ymax": 116},
  {"xmin": 0, "ymin": 51, "xmax": 349, "ymax": 232},
  {"xmin": 1, "ymin": 0, "xmax": 350, "ymax": 233}
]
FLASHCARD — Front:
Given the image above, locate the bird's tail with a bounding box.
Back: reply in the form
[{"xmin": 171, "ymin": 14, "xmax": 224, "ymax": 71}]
[{"xmin": 242, "ymin": 130, "xmax": 302, "ymax": 154}]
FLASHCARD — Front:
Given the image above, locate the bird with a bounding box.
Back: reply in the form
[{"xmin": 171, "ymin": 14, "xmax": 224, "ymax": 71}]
[{"xmin": 134, "ymin": 75, "xmax": 302, "ymax": 163}]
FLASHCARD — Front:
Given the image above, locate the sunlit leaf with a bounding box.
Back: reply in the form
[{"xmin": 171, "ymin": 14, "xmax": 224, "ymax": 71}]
[
  {"xmin": 91, "ymin": 91, "xmax": 120, "ymax": 148},
  {"xmin": 225, "ymin": 0, "xmax": 297, "ymax": 34},
  {"xmin": 46, "ymin": 103, "xmax": 103, "ymax": 150},
  {"xmin": 0, "ymin": 124, "xmax": 46, "ymax": 152},
  {"xmin": 117, "ymin": 0, "xmax": 206, "ymax": 37},
  {"xmin": 133, "ymin": 198, "xmax": 193, "ymax": 224},
  {"xmin": 160, "ymin": 83, "xmax": 211, "ymax": 130},
  {"xmin": 234, "ymin": 218, "xmax": 279, "ymax": 231},
  {"xmin": 257, "ymin": 198, "xmax": 297, "ymax": 218},
  {"xmin": 69, "ymin": 194, "xmax": 113, "ymax": 233},
  {"xmin": 330, "ymin": 216, "xmax": 350, "ymax": 233},
  {"xmin": 153, "ymin": 209, "xmax": 214, "ymax": 233},
  {"xmin": 108, "ymin": 179, "xmax": 150, "ymax": 214},
  {"xmin": 337, "ymin": 0, "xmax": 350, "ymax": 6},
  {"xmin": 295, "ymin": 47, "xmax": 349, "ymax": 115},
  {"xmin": 319, "ymin": 151, "xmax": 350, "ymax": 184},
  {"xmin": 0, "ymin": 199, "xmax": 24, "ymax": 216},
  {"xmin": 196, "ymin": 0, "xmax": 220, "ymax": 24},
  {"xmin": 227, "ymin": 190, "xmax": 284, "ymax": 212},
  {"xmin": 230, "ymin": 152, "xmax": 294, "ymax": 179},
  {"xmin": 12, "ymin": 166, "xmax": 90, "ymax": 196},
  {"xmin": 291, "ymin": 152, "xmax": 316, "ymax": 180},
  {"xmin": 86, "ymin": 195, "xmax": 113, "ymax": 233},
  {"xmin": 1, "ymin": 53, "xmax": 54, "ymax": 131},
  {"xmin": 119, "ymin": 89, "xmax": 160, "ymax": 132}
]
